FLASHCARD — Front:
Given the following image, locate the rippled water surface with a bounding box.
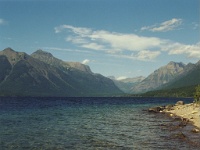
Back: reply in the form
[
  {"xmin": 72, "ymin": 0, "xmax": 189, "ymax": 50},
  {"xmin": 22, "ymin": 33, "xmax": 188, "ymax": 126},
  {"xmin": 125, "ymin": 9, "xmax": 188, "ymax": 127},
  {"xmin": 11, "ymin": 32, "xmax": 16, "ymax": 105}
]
[{"xmin": 0, "ymin": 97, "xmax": 198, "ymax": 149}]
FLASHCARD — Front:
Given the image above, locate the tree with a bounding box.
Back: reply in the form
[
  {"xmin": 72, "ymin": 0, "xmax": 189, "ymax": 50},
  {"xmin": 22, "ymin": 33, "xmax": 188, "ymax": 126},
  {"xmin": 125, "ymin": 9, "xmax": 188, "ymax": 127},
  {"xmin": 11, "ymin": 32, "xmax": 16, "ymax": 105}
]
[{"xmin": 194, "ymin": 85, "xmax": 200, "ymax": 104}]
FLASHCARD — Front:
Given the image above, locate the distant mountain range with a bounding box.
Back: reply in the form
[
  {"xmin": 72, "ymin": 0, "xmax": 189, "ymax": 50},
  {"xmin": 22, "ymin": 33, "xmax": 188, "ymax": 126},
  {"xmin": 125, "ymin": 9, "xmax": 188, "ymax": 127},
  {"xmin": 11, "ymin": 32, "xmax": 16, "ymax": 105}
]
[
  {"xmin": 130, "ymin": 61, "xmax": 186, "ymax": 93},
  {"xmin": 108, "ymin": 76, "xmax": 145, "ymax": 93},
  {"xmin": 160, "ymin": 61, "xmax": 200, "ymax": 90},
  {"xmin": 1, "ymin": 47, "xmax": 199, "ymax": 97},
  {"xmin": 0, "ymin": 48, "xmax": 123, "ymax": 97},
  {"xmin": 110, "ymin": 60, "xmax": 200, "ymax": 96}
]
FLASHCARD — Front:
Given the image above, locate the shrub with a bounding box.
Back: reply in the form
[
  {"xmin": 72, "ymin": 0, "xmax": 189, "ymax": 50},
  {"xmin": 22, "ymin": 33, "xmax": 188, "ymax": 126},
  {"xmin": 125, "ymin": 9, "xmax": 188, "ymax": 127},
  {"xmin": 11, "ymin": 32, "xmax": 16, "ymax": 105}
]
[{"xmin": 194, "ymin": 85, "xmax": 200, "ymax": 105}]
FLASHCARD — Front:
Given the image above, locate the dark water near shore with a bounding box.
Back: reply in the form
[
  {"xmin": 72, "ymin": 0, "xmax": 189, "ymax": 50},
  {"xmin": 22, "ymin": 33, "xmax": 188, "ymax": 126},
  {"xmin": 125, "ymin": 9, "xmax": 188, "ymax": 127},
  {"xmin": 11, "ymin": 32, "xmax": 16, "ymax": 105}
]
[{"xmin": 0, "ymin": 97, "xmax": 199, "ymax": 150}]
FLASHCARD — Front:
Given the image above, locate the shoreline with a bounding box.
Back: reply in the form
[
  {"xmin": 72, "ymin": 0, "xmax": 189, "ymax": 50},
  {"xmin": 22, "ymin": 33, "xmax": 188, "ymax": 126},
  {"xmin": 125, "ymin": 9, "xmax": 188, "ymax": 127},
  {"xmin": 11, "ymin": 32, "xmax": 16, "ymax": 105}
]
[
  {"xmin": 148, "ymin": 101, "xmax": 200, "ymax": 130},
  {"xmin": 163, "ymin": 102, "xmax": 200, "ymax": 130},
  {"xmin": 149, "ymin": 101, "xmax": 200, "ymax": 148}
]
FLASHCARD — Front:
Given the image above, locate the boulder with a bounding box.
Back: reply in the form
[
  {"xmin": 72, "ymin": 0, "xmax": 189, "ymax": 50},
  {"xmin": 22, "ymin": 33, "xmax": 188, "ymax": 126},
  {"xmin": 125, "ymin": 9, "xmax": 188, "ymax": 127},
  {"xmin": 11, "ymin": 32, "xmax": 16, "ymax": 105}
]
[
  {"xmin": 178, "ymin": 121, "xmax": 188, "ymax": 127},
  {"xmin": 175, "ymin": 101, "xmax": 184, "ymax": 106},
  {"xmin": 165, "ymin": 104, "xmax": 174, "ymax": 111},
  {"xmin": 191, "ymin": 128, "xmax": 200, "ymax": 133},
  {"xmin": 148, "ymin": 106, "xmax": 165, "ymax": 113},
  {"xmin": 172, "ymin": 117, "xmax": 182, "ymax": 121},
  {"xmin": 176, "ymin": 117, "xmax": 189, "ymax": 127}
]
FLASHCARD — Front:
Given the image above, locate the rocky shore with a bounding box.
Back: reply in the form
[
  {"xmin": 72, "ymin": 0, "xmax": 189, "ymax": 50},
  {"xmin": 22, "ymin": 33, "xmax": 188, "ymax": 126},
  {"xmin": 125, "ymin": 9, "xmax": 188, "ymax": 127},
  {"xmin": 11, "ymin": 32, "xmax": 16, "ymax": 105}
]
[
  {"xmin": 149, "ymin": 101, "xmax": 200, "ymax": 130},
  {"xmin": 149, "ymin": 100, "xmax": 200, "ymax": 148}
]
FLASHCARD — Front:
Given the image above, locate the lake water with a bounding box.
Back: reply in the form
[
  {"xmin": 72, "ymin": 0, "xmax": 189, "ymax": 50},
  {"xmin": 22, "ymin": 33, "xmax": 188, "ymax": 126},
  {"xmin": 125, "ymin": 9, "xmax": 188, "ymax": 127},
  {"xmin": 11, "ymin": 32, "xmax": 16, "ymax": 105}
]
[{"xmin": 0, "ymin": 97, "xmax": 199, "ymax": 150}]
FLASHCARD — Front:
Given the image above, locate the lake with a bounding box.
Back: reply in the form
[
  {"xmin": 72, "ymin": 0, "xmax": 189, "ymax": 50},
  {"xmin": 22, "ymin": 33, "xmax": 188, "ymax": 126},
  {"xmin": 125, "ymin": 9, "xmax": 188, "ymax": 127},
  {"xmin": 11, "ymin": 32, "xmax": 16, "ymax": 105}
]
[{"xmin": 0, "ymin": 97, "xmax": 198, "ymax": 150}]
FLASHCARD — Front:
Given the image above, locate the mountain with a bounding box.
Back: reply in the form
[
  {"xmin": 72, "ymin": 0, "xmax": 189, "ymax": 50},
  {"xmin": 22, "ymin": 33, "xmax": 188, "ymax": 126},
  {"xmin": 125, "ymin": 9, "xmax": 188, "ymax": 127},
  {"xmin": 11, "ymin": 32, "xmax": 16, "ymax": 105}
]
[
  {"xmin": 130, "ymin": 61, "xmax": 186, "ymax": 94},
  {"xmin": 118, "ymin": 76, "xmax": 145, "ymax": 83},
  {"xmin": 109, "ymin": 76, "xmax": 145, "ymax": 93},
  {"xmin": 0, "ymin": 48, "xmax": 123, "ymax": 97},
  {"xmin": 31, "ymin": 50, "xmax": 92, "ymax": 73},
  {"xmin": 162, "ymin": 61, "xmax": 200, "ymax": 90},
  {"xmin": 141, "ymin": 61, "xmax": 200, "ymax": 97}
]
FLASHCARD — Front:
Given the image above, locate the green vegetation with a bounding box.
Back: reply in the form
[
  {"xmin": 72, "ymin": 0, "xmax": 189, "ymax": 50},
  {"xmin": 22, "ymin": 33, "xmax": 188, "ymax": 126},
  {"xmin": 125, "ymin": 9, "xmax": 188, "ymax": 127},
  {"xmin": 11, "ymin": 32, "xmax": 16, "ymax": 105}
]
[
  {"xmin": 141, "ymin": 85, "xmax": 196, "ymax": 98},
  {"xmin": 194, "ymin": 85, "xmax": 200, "ymax": 105}
]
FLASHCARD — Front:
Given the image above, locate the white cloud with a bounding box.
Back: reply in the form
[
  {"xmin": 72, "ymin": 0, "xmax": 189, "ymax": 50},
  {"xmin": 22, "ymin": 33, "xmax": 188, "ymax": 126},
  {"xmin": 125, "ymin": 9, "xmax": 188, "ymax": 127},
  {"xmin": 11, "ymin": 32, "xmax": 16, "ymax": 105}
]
[
  {"xmin": 55, "ymin": 25, "xmax": 92, "ymax": 35},
  {"xmin": 55, "ymin": 25, "xmax": 167, "ymax": 51},
  {"xmin": 89, "ymin": 30, "xmax": 166, "ymax": 51},
  {"xmin": 81, "ymin": 42, "xmax": 105, "ymax": 50},
  {"xmin": 82, "ymin": 59, "xmax": 90, "ymax": 65},
  {"xmin": 110, "ymin": 50, "xmax": 161, "ymax": 61},
  {"xmin": 66, "ymin": 36, "xmax": 88, "ymax": 44},
  {"xmin": 168, "ymin": 42, "xmax": 200, "ymax": 58},
  {"xmin": 54, "ymin": 24, "xmax": 199, "ymax": 61},
  {"xmin": 55, "ymin": 24, "xmax": 169, "ymax": 61},
  {"xmin": 0, "ymin": 18, "xmax": 7, "ymax": 25},
  {"xmin": 135, "ymin": 50, "xmax": 161, "ymax": 60},
  {"xmin": 141, "ymin": 18, "xmax": 183, "ymax": 32},
  {"xmin": 116, "ymin": 76, "xmax": 127, "ymax": 80}
]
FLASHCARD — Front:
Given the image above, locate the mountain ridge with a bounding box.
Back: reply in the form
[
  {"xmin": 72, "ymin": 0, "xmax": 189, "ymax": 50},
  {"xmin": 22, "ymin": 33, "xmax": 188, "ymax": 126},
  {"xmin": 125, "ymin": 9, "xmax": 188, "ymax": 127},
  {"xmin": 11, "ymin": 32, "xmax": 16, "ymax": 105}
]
[
  {"xmin": 0, "ymin": 47, "xmax": 29, "ymax": 66},
  {"xmin": 161, "ymin": 60, "xmax": 200, "ymax": 90},
  {"xmin": 132, "ymin": 60, "xmax": 200, "ymax": 96},
  {"xmin": 1, "ymin": 47, "xmax": 199, "ymax": 97},
  {"xmin": 129, "ymin": 61, "xmax": 186, "ymax": 94},
  {"xmin": 104, "ymin": 60, "xmax": 199, "ymax": 95},
  {"xmin": 142, "ymin": 62, "xmax": 200, "ymax": 97},
  {"xmin": 31, "ymin": 50, "xmax": 92, "ymax": 73},
  {"xmin": 0, "ymin": 48, "xmax": 123, "ymax": 97}
]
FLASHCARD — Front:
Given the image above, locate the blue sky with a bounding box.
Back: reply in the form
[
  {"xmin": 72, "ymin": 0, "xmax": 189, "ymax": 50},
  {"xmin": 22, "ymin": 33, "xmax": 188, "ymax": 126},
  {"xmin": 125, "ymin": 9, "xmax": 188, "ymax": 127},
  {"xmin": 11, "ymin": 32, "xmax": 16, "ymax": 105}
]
[{"xmin": 0, "ymin": 0, "xmax": 199, "ymax": 79}]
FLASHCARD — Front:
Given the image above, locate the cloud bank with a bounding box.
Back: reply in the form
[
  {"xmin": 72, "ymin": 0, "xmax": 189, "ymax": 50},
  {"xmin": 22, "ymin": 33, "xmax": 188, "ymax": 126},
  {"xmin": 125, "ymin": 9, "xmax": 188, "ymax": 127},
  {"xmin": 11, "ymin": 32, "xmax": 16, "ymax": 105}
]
[
  {"xmin": 168, "ymin": 42, "xmax": 200, "ymax": 58},
  {"xmin": 55, "ymin": 23, "xmax": 200, "ymax": 61}
]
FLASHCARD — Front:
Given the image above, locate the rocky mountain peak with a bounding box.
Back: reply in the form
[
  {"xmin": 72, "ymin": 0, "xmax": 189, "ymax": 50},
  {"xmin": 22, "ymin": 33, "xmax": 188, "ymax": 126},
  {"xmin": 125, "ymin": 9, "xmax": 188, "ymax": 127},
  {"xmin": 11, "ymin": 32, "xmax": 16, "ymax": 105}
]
[
  {"xmin": 196, "ymin": 60, "xmax": 200, "ymax": 66},
  {"xmin": 1, "ymin": 48, "xmax": 18, "ymax": 56},
  {"xmin": 3, "ymin": 47, "xmax": 15, "ymax": 52},
  {"xmin": 31, "ymin": 49, "xmax": 92, "ymax": 73},
  {"xmin": 166, "ymin": 61, "xmax": 185, "ymax": 69},
  {"xmin": 130, "ymin": 61, "xmax": 186, "ymax": 94},
  {"xmin": 66, "ymin": 62, "xmax": 92, "ymax": 73},
  {"xmin": 156, "ymin": 61, "xmax": 185, "ymax": 75},
  {"xmin": 0, "ymin": 48, "xmax": 28, "ymax": 65},
  {"xmin": 32, "ymin": 49, "xmax": 53, "ymax": 58}
]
